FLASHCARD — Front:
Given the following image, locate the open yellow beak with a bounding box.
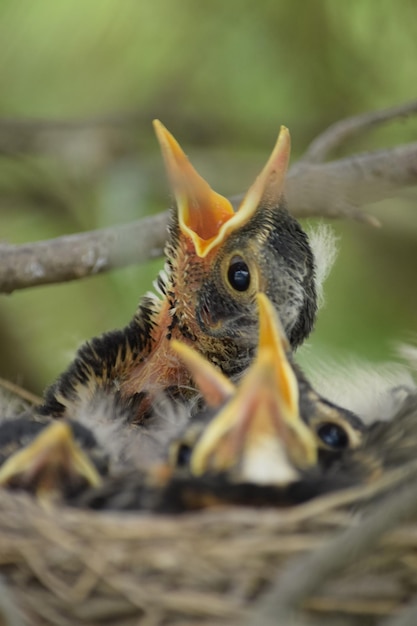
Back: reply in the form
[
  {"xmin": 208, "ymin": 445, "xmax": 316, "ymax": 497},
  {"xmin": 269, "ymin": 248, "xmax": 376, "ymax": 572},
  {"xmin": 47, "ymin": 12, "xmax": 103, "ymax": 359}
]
[
  {"xmin": 189, "ymin": 293, "xmax": 317, "ymax": 484},
  {"xmin": 154, "ymin": 120, "xmax": 290, "ymax": 258},
  {"xmin": 0, "ymin": 420, "xmax": 102, "ymax": 500}
]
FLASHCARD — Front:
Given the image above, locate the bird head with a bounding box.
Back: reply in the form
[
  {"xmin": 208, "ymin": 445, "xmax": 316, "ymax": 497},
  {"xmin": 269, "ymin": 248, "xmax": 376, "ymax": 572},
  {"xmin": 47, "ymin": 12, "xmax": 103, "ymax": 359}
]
[
  {"xmin": 154, "ymin": 121, "xmax": 317, "ymax": 375},
  {"xmin": 0, "ymin": 418, "xmax": 106, "ymax": 503},
  {"xmin": 170, "ymin": 293, "xmax": 364, "ymax": 486}
]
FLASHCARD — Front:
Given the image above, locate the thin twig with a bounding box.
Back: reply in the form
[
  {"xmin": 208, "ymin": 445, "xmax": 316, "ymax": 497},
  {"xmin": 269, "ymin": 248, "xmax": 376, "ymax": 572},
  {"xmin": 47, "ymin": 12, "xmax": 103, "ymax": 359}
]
[
  {"xmin": 299, "ymin": 99, "xmax": 417, "ymax": 163},
  {"xmin": 0, "ymin": 377, "xmax": 42, "ymax": 406}
]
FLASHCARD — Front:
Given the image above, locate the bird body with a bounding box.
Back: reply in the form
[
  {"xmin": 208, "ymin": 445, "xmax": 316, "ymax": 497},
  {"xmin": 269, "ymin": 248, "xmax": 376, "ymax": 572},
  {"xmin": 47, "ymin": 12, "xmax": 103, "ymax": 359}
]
[
  {"xmin": 0, "ymin": 390, "xmax": 191, "ymax": 505},
  {"xmin": 78, "ymin": 389, "xmax": 417, "ymax": 515},
  {"xmin": 2, "ymin": 123, "xmax": 416, "ymax": 519},
  {"xmin": 75, "ymin": 294, "xmax": 365, "ymax": 512},
  {"xmin": 39, "ymin": 122, "xmax": 317, "ymax": 424},
  {"xmin": 8, "ymin": 287, "xmax": 410, "ymax": 513}
]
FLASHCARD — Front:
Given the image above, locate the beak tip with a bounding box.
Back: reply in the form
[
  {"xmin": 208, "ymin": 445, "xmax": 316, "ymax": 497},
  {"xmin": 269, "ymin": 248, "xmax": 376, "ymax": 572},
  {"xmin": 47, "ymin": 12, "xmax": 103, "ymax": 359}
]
[
  {"xmin": 276, "ymin": 125, "xmax": 291, "ymax": 158},
  {"xmin": 153, "ymin": 119, "xmax": 169, "ymax": 146}
]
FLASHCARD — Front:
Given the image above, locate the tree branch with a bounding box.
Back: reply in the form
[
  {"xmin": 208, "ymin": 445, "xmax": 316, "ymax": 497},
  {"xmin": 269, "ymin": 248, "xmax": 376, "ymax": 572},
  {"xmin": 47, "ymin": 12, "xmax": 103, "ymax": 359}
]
[
  {"xmin": 0, "ymin": 211, "xmax": 169, "ymax": 294},
  {"xmin": 287, "ymin": 141, "xmax": 417, "ymax": 225},
  {"xmin": 1, "ymin": 102, "xmax": 417, "ymax": 294},
  {"xmin": 298, "ymin": 99, "xmax": 417, "ymax": 163}
]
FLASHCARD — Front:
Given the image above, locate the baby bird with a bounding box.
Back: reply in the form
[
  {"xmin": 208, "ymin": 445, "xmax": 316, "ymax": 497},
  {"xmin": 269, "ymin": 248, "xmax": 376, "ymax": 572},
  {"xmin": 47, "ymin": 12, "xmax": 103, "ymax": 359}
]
[
  {"xmin": 170, "ymin": 309, "xmax": 417, "ymax": 505},
  {"xmin": 0, "ymin": 390, "xmax": 193, "ymax": 504},
  {"xmin": 76, "ymin": 294, "xmax": 364, "ymax": 513},
  {"xmin": 39, "ymin": 122, "xmax": 317, "ymax": 424},
  {"xmin": 169, "ymin": 293, "xmax": 363, "ymax": 484},
  {"xmin": 0, "ymin": 413, "xmax": 106, "ymax": 503}
]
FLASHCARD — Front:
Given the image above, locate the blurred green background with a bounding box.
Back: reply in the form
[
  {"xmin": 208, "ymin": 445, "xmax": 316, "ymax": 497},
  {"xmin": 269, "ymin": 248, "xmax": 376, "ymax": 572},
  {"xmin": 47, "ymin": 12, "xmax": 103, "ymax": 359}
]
[{"xmin": 0, "ymin": 1, "xmax": 416, "ymax": 395}]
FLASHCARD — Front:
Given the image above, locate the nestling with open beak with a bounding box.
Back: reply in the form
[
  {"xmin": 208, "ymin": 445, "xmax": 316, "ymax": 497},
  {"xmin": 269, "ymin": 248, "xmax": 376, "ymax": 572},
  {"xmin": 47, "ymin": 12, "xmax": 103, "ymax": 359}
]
[
  {"xmin": 0, "ymin": 394, "xmax": 191, "ymax": 504},
  {"xmin": 169, "ymin": 300, "xmax": 417, "ymax": 504},
  {"xmin": 75, "ymin": 294, "xmax": 364, "ymax": 513},
  {"xmin": 0, "ymin": 414, "xmax": 106, "ymax": 503},
  {"xmin": 40, "ymin": 122, "xmax": 317, "ymax": 424},
  {"xmin": 170, "ymin": 293, "xmax": 363, "ymax": 485}
]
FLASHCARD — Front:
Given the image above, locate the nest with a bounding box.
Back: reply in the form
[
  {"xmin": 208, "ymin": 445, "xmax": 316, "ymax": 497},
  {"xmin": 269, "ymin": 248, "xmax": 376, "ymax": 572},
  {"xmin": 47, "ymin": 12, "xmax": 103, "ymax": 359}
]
[{"xmin": 1, "ymin": 463, "xmax": 417, "ymax": 626}]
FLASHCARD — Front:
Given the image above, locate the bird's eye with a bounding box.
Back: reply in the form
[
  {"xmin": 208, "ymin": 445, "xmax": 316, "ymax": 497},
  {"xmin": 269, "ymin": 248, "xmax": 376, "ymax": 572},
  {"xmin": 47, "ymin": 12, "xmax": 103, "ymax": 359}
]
[
  {"xmin": 227, "ymin": 256, "xmax": 250, "ymax": 292},
  {"xmin": 176, "ymin": 443, "xmax": 192, "ymax": 467},
  {"xmin": 316, "ymin": 422, "xmax": 349, "ymax": 450}
]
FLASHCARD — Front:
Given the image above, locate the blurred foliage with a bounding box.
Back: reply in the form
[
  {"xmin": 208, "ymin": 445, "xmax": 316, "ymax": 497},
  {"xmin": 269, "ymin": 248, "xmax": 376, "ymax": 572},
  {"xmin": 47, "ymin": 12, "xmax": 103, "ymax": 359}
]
[{"xmin": 0, "ymin": 0, "xmax": 416, "ymax": 394}]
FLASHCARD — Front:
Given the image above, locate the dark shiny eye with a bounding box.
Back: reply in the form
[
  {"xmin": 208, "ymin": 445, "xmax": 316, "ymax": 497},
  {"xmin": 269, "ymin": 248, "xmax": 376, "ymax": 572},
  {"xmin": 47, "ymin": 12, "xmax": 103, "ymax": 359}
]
[
  {"xmin": 227, "ymin": 256, "xmax": 250, "ymax": 292},
  {"xmin": 176, "ymin": 443, "xmax": 192, "ymax": 467},
  {"xmin": 316, "ymin": 422, "xmax": 349, "ymax": 450}
]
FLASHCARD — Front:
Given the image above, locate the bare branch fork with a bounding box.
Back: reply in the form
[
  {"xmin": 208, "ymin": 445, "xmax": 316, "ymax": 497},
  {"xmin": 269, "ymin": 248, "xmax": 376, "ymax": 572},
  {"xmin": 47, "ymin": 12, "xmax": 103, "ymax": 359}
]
[{"xmin": 1, "ymin": 100, "xmax": 416, "ymax": 294}]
